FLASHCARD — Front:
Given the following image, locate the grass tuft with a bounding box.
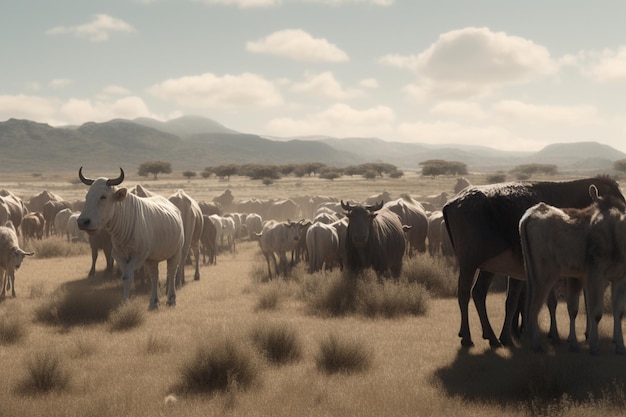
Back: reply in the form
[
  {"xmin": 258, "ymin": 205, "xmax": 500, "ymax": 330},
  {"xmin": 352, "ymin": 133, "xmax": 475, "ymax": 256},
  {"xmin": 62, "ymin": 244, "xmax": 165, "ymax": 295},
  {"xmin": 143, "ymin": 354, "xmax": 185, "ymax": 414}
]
[
  {"xmin": 26, "ymin": 237, "xmax": 90, "ymax": 259},
  {"xmin": 18, "ymin": 349, "xmax": 70, "ymax": 394},
  {"xmin": 145, "ymin": 334, "xmax": 173, "ymax": 355},
  {"xmin": 0, "ymin": 310, "xmax": 27, "ymax": 345},
  {"xmin": 177, "ymin": 336, "xmax": 259, "ymax": 395},
  {"xmin": 108, "ymin": 300, "xmax": 145, "ymax": 332},
  {"xmin": 402, "ymin": 254, "xmax": 457, "ymax": 298},
  {"xmin": 250, "ymin": 322, "xmax": 303, "ymax": 365},
  {"xmin": 316, "ymin": 333, "xmax": 372, "ymax": 375}
]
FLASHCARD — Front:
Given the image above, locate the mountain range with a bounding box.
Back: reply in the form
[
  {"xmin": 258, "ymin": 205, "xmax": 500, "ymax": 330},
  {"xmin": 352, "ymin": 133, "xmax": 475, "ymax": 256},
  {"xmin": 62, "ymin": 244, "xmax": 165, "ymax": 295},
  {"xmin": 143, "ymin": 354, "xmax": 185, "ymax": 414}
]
[{"xmin": 0, "ymin": 115, "xmax": 624, "ymax": 174}]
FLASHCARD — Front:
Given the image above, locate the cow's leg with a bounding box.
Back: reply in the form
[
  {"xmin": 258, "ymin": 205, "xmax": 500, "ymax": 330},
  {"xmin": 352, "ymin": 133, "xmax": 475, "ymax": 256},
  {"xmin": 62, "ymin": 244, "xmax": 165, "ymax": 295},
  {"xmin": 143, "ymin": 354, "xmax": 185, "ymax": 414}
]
[
  {"xmin": 121, "ymin": 266, "xmax": 135, "ymax": 303},
  {"xmin": 279, "ymin": 252, "xmax": 288, "ymax": 277},
  {"xmin": 89, "ymin": 244, "xmax": 98, "ymax": 277},
  {"xmin": 143, "ymin": 261, "xmax": 159, "ymax": 310},
  {"xmin": 457, "ymin": 266, "xmax": 479, "ymax": 347},
  {"xmin": 546, "ymin": 288, "xmax": 560, "ymax": 345},
  {"xmin": 9, "ymin": 271, "xmax": 16, "ymax": 297},
  {"xmin": 611, "ymin": 279, "xmax": 626, "ymax": 355},
  {"xmin": 526, "ymin": 269, "xmax": 557, "ymax": 352},
  {"xmin": 472, "ymin": 271, "xmax": 500, "ymax": 347},
  {"xmin": 565, "ymin": 278, "xmax": 582, "ymax": 352},
  {"xmin": 165, "ymin": 257, "xmax": 178, "ymax": 307},
  {"xmin": 192, "ymin": 244, "xmax": 200, "ymax": 281},
  {"xmin": 500, "ymin": 277, "xmax": 523, "ymax": 347},
  {"xmin": 0, "ymin": 270, "xmax": 6, "ymax": 298},
  {"xmin": 585, "ymin": 273, "xmax": 606, "ymax": 356},
  {"xmin": 263, "ymin": 251, "xmax": 273, "ymax": 279}
]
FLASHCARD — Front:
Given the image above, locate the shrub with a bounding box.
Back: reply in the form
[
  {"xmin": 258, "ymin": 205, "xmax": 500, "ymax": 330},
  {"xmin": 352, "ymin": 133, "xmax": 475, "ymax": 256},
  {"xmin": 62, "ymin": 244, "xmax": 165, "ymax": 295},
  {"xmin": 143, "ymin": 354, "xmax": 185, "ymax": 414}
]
[
  {"xmin": 27, "ymin": 237, "xmax": 90, "ymax": 258},
  {"xmin": 108, "ymin": 301, "xmax": 145, "ymax": 332},
  {"xmin": 316, "ymin": 334, "xmax": 372, "ymax": 375},
  {"xmin": 0, "ymin": 311, "xmax": 27, "ymax": 345},
  {"xmin": 402, "ymin": 255, "xmax": 457, "ymax": 298},
  {"xmin": 19, "ymin": 350, "xmax": 70, "ymax": 394},
  {"xmin": 35, "ymin": 286, "xmax": 119, "ymax": 327},
  {"xmin": 145, "ymin": 334, "xmax": 172, "ymax": 355},
  {"xmin": 255, "ymin": 286, "xmax": 280, "ymax": 311},
  {"xmin": 355, "ymin": 278, "xmax": 429, "ymax": 318},
  {"xmin": 304, "ymin": 269, "xmax": 429, "ymax": 318},
  {"xmin": 177, "ymin": 337, "xmax": 259, "ymax": 395},
  {"xmin": 250, "ymin": 322, "xmax": 302, "ymax": 365}
]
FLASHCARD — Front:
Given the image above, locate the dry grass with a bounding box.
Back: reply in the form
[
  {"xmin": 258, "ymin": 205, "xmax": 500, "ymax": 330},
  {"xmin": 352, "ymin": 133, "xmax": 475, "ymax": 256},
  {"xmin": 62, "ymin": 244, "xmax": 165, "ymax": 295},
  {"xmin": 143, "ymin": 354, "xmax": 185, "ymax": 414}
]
[{"xmin": 0, "ymin": 172, "xmax": 625, "ymax": 416}]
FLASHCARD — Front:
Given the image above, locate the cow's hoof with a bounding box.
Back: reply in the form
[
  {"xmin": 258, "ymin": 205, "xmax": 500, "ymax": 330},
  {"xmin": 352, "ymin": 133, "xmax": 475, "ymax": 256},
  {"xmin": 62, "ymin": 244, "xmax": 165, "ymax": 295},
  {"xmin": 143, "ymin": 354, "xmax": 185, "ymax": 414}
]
[{"xmin": 461, "ymin": 339, "xmax": 475, "ymax": 348}]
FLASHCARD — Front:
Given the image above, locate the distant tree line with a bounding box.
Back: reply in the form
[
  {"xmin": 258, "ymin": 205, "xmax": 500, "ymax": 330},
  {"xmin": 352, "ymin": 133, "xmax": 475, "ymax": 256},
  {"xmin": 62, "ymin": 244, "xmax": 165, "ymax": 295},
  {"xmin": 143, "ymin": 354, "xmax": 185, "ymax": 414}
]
[{"xmin": 197, "ymin": 162, "xmax": 404, "ymax": 182}]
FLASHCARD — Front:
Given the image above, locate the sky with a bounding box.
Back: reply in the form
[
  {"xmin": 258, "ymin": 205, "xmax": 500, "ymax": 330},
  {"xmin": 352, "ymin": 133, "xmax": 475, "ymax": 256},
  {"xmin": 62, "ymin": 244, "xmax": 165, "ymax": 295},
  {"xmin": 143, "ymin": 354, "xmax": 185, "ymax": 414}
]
[{"xmin": 3, "ymin": 0, "xmax": 626, "ymax": 153}]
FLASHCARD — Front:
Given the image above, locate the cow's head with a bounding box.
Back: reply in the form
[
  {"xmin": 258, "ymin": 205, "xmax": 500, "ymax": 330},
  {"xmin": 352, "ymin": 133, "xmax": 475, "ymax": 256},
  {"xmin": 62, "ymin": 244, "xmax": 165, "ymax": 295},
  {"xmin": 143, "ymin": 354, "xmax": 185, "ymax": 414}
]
[
  {"xmin": 342, "ymin": 200, "xmax": 382, "ymax": 248},
  {"xmin": 11, "ymin": 246, "xmax": 34, "ymax": 269},
  {"xmin": 77, "ymin": 167, "xmax": 127, "ymax": 233}
]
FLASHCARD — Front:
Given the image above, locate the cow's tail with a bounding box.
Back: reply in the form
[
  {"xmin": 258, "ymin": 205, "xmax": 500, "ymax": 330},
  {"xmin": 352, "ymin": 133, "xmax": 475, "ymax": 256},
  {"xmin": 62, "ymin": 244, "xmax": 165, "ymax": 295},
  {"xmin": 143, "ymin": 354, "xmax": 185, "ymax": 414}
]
[
  {"xmin": 441, "ymin": 205, "xmax": 455, "ymax": 250},
  {"xmin": 518, "ymin": 209, "xmax": 536, "ymax": 329}
]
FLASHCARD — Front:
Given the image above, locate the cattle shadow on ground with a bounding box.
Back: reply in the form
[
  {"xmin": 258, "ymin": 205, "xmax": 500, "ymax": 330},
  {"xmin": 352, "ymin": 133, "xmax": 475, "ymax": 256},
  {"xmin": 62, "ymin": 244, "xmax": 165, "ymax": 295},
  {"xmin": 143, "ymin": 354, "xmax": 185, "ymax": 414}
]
[
  {"xmin": 431, "ymin": 341, "xmax": 626, "ymax": 408},
  {"xmin": 34, "ymin": 273, "xmax": 153, "ymax": 329}
]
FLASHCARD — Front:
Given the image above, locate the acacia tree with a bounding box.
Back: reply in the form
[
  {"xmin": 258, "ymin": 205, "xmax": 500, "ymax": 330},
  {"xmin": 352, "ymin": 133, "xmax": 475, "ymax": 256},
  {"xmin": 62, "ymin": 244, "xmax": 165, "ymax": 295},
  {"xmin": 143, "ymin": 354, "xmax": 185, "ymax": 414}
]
[
  {"xmin": 182, "ymin": 171, "xmax": 197, "ymax": 182},
  {"xmin": 614, "ymin": 159, "xmax": 626, "ymax": 173},
  {"xmin": 138, "ymin": 161, "xmax": 172, "ymax": 180}
]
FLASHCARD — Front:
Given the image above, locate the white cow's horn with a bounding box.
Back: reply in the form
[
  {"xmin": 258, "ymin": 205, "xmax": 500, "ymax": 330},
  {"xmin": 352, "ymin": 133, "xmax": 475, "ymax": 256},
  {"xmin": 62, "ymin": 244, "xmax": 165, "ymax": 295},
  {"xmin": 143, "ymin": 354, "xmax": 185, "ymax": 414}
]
[
  {"xmin": 106, "ymin": 168, "xmax": 125, "ymax": 186},
  {"xmin": 78, "ymin": 167, "xmax": 94, "ymax": 186}
]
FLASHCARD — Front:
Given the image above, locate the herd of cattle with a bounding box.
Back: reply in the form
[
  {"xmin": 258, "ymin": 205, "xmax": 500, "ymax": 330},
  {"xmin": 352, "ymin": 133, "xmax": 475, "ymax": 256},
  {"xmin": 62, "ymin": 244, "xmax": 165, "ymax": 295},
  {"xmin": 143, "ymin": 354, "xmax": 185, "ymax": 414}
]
[{"xmin": 2, "ymin": 169, "xmax": 626, "ymax": 355}]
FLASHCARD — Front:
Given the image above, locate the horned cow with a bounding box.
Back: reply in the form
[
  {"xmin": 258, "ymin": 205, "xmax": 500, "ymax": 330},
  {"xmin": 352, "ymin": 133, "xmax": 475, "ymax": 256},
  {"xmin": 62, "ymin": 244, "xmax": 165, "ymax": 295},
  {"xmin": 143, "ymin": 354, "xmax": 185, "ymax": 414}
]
[
  {"xmin": 77, "ymin": 168, "xmax": 184, "ymax": 309},
  {"xmin": 342, "ymin": 200, "xmax": 406, "ymax": 278}
]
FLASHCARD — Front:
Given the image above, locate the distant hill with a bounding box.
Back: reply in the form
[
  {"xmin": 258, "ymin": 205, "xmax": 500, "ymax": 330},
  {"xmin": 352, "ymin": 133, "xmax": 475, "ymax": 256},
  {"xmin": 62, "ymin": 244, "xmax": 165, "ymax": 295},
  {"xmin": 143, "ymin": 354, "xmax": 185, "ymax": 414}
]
[
  {"xmin": 0, "ymin": 116, "xmax": 624, "ymax": 174},
  {"xmin": 133, "ymin": 115, "xmax": 237, "ymax": 137}
]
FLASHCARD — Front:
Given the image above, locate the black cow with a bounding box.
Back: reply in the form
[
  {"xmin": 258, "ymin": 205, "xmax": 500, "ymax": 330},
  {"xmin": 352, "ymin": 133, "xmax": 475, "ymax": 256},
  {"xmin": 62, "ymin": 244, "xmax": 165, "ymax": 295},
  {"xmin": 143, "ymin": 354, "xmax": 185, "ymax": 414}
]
[
  {"xmin": 443, "ymin": 175, "xmax": 626, "ymax": 348},
  {"xmin": 342, "ymin": 200, "xmax": 406, "ymax": 278}
]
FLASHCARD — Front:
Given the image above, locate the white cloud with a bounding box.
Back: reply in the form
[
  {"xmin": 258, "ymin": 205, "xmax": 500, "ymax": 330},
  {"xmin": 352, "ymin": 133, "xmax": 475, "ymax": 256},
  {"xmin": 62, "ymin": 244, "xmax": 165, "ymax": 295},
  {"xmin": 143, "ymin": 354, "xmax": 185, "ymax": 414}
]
[
  {"xmin": 0, "ymin": 94, "xmax": 155, "ymax": 126},
  {"xmin": 0, "ymin": 94, "xmax": 59, "ymax": 122},
  {"xmin": 194, "ymin": 0, "xmax": 391, "ymax": 6},
  {"xmin": 302, "ymin": 0, "xmax": 393, "ymax": 4},
  {"xmin": 46, "ymin": 14, "xmax": 136, "ymax": 42},
  {"xmin": 102, "ymin": 85, "xmax": 132, "ymax": 96},
  {"xmin": 194, "ymin": 0, "xmax": 280, "ymax": 7},
  {"xmin": 583, "ymin": 47, "xmax": 626, "ymax": 83},
  {"xmin": 395, "ymin": 120, "xmax": 537, "ymax": 151},
  {"xmin": 49, "ymin": 79, "xmax": 73, "ymax": 89},
  {"xmin": 246, "ymin": 29, "xmax": 349, "ymax": 62},
  {"xmin": 58, "ymin": 96, "xmax": 153, "ymax": 124},
  {"xmin": 266, "ymin": 103, "xmax": 394, "ymax": 137},
  {"xmin": 291, "ymin": 72, "xmax": 364, "ymax": 99},
  {"xmin": 492, "ymin": 100, "xmax": 603, "ymax": 126},
  {"xmin": 429, "ymin": 101, "xmax": 486, "ymax": 121},
  {"xmin": 393, "ymin": 27, "xmax": 558, "ymax": 99},
  {"xmin": 148, "ymin": 72, "xmax": 283, "ymax": 108},
  {"xmin": 378, "ymin": 54, "xmax": 420, "ymax": 71},
  {"xmin": 358, "ymin": 78, "xmax": 378, "ymax": 89}
]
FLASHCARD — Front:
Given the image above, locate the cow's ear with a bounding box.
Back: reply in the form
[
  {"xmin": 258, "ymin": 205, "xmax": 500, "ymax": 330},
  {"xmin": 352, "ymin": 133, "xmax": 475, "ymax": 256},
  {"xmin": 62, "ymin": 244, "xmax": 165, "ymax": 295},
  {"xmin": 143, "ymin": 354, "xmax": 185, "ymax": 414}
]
[
  {"xmin": 370, "ymin": 213, "xmax": 378, "ymax": 220},
  {"xmin": 114, "ymin": 187, "xmax": 128, "ymax": 202}
]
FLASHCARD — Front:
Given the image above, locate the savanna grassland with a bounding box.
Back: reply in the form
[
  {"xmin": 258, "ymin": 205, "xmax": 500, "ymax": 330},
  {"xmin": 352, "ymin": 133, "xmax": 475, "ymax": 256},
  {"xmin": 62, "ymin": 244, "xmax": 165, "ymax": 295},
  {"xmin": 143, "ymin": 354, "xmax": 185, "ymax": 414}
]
[{"xmin": 2, "ymin": 170, "xmax": 626, "ymax": 417}]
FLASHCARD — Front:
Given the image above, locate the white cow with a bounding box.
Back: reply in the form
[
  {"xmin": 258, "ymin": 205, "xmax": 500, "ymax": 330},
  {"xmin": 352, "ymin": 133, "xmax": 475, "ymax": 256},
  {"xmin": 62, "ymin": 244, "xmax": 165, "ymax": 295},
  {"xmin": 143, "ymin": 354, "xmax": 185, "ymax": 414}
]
[
  {"xmin": 54, "ymin": 208, "xmax": 73, "ymax": 241},
  {"xmin": 67, "ymin": 212, "xmax": 88, "ymax": 243},
  {"xmin": 244, "ymin": 213, "xmax": 263, "ymax": 241},
  {"xmin": 208, "ymin": 214, "xmax": 225, "ymax": 253},
  {"xmin": 520, "ymin": 185, "xmax": 626, "ymax": 355},
  {"xmin": 168, "ymin": 189, "xmax": 204, "ymax": 286},
  {"xmin": 0, "ymin": 221, "xmax": 34, "ymax": 298},
  {"xmin": 257, "ymin": 220, "xmax": 303, "ymax": 278},
  {"xmin": 77, "ymin": 168, "xmax": 184, "ymax": 309},
  {"xmin": 306, "ymin": 222, "xmax": 339, "ymax": 273}
]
